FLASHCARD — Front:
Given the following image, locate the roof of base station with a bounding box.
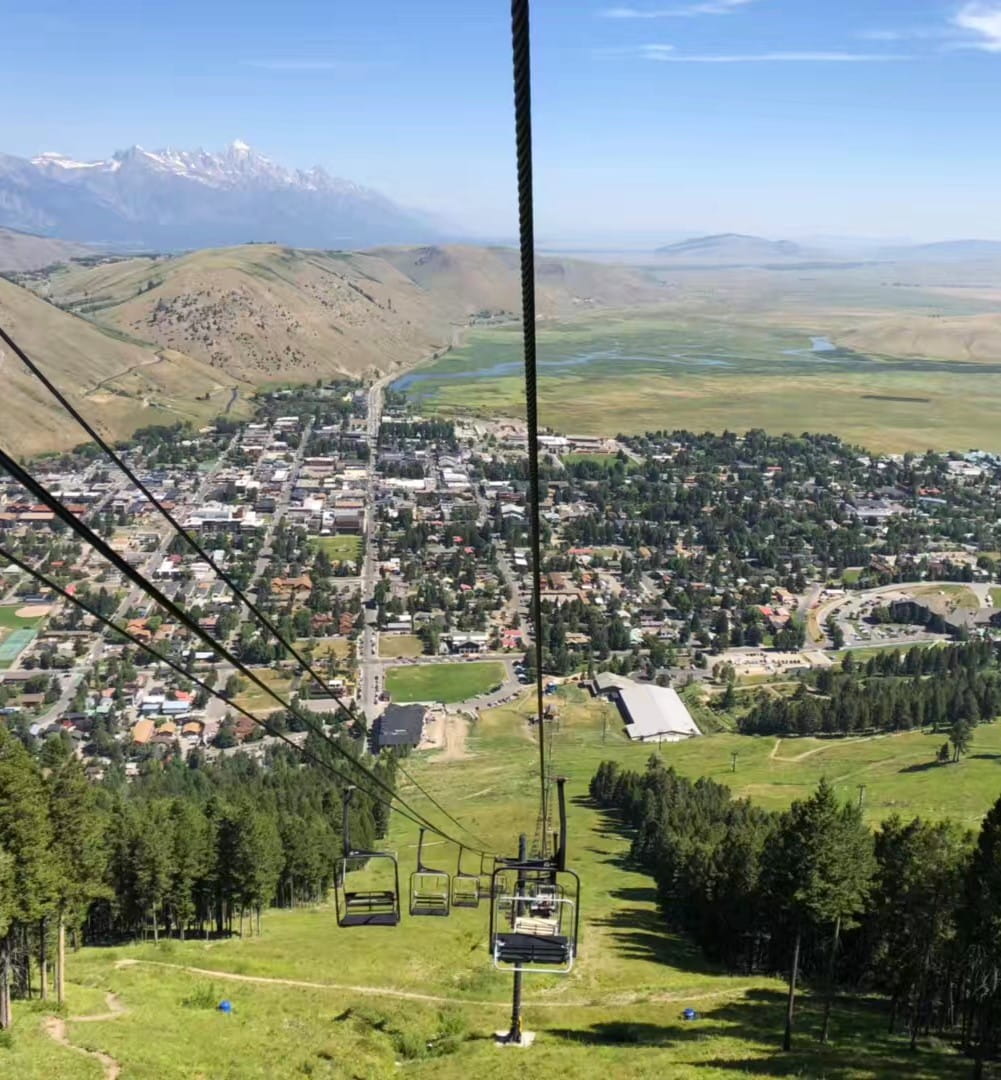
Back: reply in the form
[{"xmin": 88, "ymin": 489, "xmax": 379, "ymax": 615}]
[{"xmin": 608, "ymin": 679, "xmax": 702, "ymax": 740}]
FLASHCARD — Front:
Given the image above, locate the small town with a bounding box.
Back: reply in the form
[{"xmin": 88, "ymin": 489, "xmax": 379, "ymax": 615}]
[{"xmin": 3, "ymin": 374, "xmax": 1001, "ymax": 774}]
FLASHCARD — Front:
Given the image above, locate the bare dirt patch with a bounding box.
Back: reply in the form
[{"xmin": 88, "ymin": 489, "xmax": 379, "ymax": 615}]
[
  {"xmin": 15, "ymin": 604, "xmax": 51, "ymax": 618},
  {"xmin": 422, "ymin": 710, "xmax": 472, "ymax": 762},
  {"xmin": 43, "ymin": 992, "xmax": 126, "ymax": 1080}
]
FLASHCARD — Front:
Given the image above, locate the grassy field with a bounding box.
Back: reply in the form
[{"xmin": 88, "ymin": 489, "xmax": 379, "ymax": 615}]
[
  {"xmin": 8, "ymin": 688, "xmax": 981, "ymax": 1078},
  {"xmin": 0, "ymin": 605, "xmax": 48, "ymax": 630},
  {"xmin": 386, "ymin": 661, "xmax": 505, "ymax": 703},
  {"xmin": 232, "ymin": 668, "xmax": 295, "ymax": 713},
  {"xmin": 912, "ymin": 583, "xmax": 981, "ymax": 612},
  {"xmin": 395, "ymin": 312, "xmax": 1001, "ymax": 453},
  {"xmin": 663, "ymin": 722, "xmax": 1001, "ymax": 828},
  {"xmin": 312, "ymin": 535, "xmax": 363, "ymax": 564},
  {"xmin": 561, "ymin": 452, "xmax": 620, "ymax": 468},
  {"xmin": 295, "ymin": 636, "xmax": 353, "ymax": 661},
  {"xmin": 379, "ymin": 633, "xmax": 425, "ymax": 659}
]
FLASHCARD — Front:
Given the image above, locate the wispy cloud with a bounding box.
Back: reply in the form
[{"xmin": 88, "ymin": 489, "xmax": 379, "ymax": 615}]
[
  {"xmin": 857, "ymin": 27, "xmax": 951, "ymax": 42},
  {"xmin": 628, "ymin": 44, "xmax": 908, "ymax": 62},
  {"xmin": 599, "ymin": 1, "xmax": 755, "ymax": 18},
  {"xmin": 243, "ymin": 59, "xmax": 341, "ymax": 71},
  {"xmin": 953, "ymin": 2, "xmax": 1001, "ymax": 51}
]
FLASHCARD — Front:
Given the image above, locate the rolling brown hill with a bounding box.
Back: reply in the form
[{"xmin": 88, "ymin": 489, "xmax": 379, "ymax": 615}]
[
  {"xmin": 0, "ymin": 277, "xmax": 245, "ymax": 456},
  {"xmin": 370, "ymin": 244, "xmax": 668, "ymax": 316},
  {"xmin": 2, "ymin": 242, "xmax": 670, "ymax": 453},
  {"xmin": 37, "ymin": 243, "xmax": 670, "ymax": 384},
  {"xmin": 39, "ymin": 246, "xmax": 458, "ymax": 384},
  {"xmin": 835, "ymin": 313, "xmax": 1001, "ymax": 364},
  {"xmin": 0, "ymin": 227, "xmax": 92, "ymax": 271}
]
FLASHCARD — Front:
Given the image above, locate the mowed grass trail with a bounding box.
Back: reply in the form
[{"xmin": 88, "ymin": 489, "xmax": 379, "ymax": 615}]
[
  {"xmin": 386, "ymin": 660, "xmax": 505, "ymax": 703},
  {"xmin": 660, "ymin": 722, "xmax": 1001, "ymax": 828},
  {"xmin": 13, "ymin": 688, "xmax": 987, "ymax": 1077}
]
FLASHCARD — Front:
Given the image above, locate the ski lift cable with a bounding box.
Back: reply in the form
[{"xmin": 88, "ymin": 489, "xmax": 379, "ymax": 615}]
[
  {"xmin": 0, "ymin": 543, "xmax": 451, "ymax": 842},
  {"xmin": 511, "ymin": 0, "xmax": 550, "ymax": 849},
  {"xmin": 0, "ymin": 449, "xmax": 498, "ymax": 858},
  {"xmin": 0, "ymin": 320, "xmax": 490, "ymax": 852}
]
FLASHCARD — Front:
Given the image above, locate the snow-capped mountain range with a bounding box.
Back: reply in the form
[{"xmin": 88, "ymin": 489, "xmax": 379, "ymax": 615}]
[{"xmin": 0, "ymin": 141, "xmax": 443, "ymax": 251}]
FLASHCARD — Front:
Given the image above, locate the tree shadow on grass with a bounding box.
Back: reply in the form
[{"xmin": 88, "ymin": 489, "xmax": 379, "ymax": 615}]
[
  {"xmin": 898, "ymin": 760, "xmax": 947, "ymax": 774},
  {"xmin": 546, "ymin": 989, "xmax": 968, "ymax": 1078},
  {"xmin": 590, "ymin": 903, "xmax": 709, "ymax": 974},
  {"xmin": 546, "ymin": 1020, "xmax": 681, "ymax": 1047},
  {"xmin": 609, "ymin": 885, "xmax": 658, "ymax": 904}
]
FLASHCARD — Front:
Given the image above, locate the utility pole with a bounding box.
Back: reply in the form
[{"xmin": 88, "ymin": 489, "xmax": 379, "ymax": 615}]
[
  {"xmin": 731, "ymin": 751, "xmax": 739, "ymax": 774},
  {"xmin": 857, "ymin": 784, "xmax": 866, "ymax": 812},
  {"xmin": 504, "ymin": 833, "xmax": 528, "ymax": 1045}
]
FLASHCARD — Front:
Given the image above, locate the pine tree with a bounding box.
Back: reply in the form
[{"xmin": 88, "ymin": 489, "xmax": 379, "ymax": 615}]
[
  {"xmin": 868, "ymin": 816, "xmax": 968, "ymax": 1046},
  {"xmin": 763, "ymin": 778, "xmax": 875, "ymax": 1050},
  {"xmin": 950, "ymin": 719, "xmax": 973, "ymax": 762},
  {"xmin": 47, "ymin": 758, "xmax": 109, "ymax": 1003},
  {"xmin": 0, "ymin": 729, "xmax": 56, "ymax": 1027},
  {"xmin": 960, "ymin": 797, "xmax": 1001, "ymax": 1076},
  {"xmin": 130, "ymin": 801, "xmax": 174, "ymax": 943},
  {"xmin": 166, "ymin": 800, "xmax": 212, "ymax": 940}
]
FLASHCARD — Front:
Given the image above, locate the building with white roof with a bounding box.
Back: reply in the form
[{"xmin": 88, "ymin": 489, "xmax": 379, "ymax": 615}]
[{"xmin": 594, "ymin": 675, "xmax": 701, "ymax": 743}]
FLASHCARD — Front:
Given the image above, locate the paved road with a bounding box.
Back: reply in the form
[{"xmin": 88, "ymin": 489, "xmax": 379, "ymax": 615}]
[
  {"xmin": 246, "ymin": 419, "xmax": 313, "ymax": 600},
  {"xmin": 813, "ymin": 579, "xmax": 981, "ymax": 650},
  {"xmin": 35, "ymin": 435, "xmax": 241, "ymax": 721},
  {"xmin": 357, "ymin": 369, "xmax": 404, "ymax": 722}
]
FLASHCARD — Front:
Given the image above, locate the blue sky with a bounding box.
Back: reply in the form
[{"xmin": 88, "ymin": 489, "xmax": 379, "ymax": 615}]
[{"xmin": 4, "ymin": 0, "xmax": 1001, "ymax": 242}]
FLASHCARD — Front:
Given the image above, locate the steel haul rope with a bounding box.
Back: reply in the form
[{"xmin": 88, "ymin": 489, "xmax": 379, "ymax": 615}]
[
  {"xmin": 511, "ymin": 0, "xmax": 550, "ymax": 855},
  {"xmin": 0, "ymin": 447, "xmax": 496, "ymax": 858},
  {"xmin": 0, "ymin": 321, "xmax": 489, "ymax": 852}
]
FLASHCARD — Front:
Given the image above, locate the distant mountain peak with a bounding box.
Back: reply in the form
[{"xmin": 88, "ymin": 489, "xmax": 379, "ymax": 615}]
[
  {"xmin": 2, "ymin": 141, "xmax": 444, "ymax": 250},
  {"xmin": 654, "ymin": 233, "xmax": 809, "ymax": 262}
]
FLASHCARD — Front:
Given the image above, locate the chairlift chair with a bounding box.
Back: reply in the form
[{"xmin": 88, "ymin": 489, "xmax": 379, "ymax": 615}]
[
  {"xmin": 477, "ymin": 853, "xmax": 495, "ymax": 900},
  {"xmin": 335, "ymin": 787, "xmax": 401, "ymax": 927},
  {"xmin": 488, "ymin": 777, "xmax": 581, "ymax": 974},
  {"xmin": 410, "ymin": 828, "xmax": 451, "ymax": 917},
  {"xmin": 451, "ymin": 846, "xmax": 481, "ymax": 909},
  {"xmin": 489, "ymin": 863, "xmax": 580, "ymax": 974}
]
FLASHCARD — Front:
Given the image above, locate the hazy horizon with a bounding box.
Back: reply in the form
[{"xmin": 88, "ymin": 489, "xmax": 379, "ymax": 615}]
[{"xmin": 6, "ymin": 0, "xmax": 1001, "ymax": 242}]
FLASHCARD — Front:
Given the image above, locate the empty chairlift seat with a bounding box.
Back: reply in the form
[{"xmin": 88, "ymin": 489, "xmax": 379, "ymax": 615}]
[
  {"xmin": 410, "ymin": 828, "xmax": 451, "ymax": 917},
  {"xmin": 451, "ymin": 846, "xmax": 481, "ymax": 909},
  {"xmin": 335, "ymin": 787, "xmax": 401, "ymax": 928}
]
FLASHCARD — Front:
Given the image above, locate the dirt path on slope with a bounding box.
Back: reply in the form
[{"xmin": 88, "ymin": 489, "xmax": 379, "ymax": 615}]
[
  {"xmin": 437, "ymin": 712, "xmax": 471, "ymax": 761},
  {"xmin": 770, "ymin": 738, "xmax": 837, "ymax": 763},
  {"xmin": 115, "ymin": 958, "xmax": 756, "ymax": 1011},
  {"xmin": 770, "ymin": 730, "xmax": 916, "ymax": 764},
  {"xmin": 43, "ymin": 992, "xmax": 126, "ymax": 1080}
]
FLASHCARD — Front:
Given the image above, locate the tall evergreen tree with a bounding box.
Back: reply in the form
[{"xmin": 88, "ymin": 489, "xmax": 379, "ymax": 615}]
[
  {"xmin": 960, "ymin": 797, "xmax": 1001, "ymax": 1076},
  {"xmin": 0, "ymin": 730, "xmax": 56, "ymax": 1027},
  {"xmin": 763, "ymin": 778, "xmax": 874, "ymax": 1050},
  {"xmin": 47, "ymin": 758, "xmax": 109, "ymax": 1003}
]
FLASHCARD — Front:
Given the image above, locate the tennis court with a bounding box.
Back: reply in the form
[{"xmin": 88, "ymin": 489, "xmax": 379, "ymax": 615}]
[{"xmin": 0, "ymin": 629, "xmax": 37, "ymax": 664}]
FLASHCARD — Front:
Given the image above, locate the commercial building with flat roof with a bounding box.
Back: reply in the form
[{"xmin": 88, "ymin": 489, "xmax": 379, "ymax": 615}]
[
  {"xmin": 594, "ymin": 675, "xmax": 701, "ymax": 743},
  {"xmin": 372, "ymin": 704, "xmax": 427, "ymax": 753}
]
